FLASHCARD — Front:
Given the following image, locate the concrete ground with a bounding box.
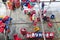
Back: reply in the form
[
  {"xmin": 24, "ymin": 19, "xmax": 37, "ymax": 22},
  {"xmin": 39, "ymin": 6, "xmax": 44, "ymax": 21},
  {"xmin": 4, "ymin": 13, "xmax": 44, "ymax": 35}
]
[
  {"xmin": 8, "ymin": 7, "xmax": 60, "ymax": 40},
  {"xmin": 0, "ymin": 1, "xmax": 60, "ymax": 40}
]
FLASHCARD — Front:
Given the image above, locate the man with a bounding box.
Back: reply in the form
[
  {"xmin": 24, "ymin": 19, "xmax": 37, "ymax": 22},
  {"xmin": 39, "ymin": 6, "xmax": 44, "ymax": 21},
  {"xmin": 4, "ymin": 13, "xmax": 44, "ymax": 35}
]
[{"xmin": 43, "ymin": 14, "xmax": 47, "ymax": 22}]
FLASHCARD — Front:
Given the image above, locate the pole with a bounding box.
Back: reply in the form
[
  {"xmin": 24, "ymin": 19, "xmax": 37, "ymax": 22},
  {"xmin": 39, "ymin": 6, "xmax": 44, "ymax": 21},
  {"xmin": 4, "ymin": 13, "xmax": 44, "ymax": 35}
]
[{"xmin": 37, "ymin": 1, "xmax": 46, "ymax": 40}]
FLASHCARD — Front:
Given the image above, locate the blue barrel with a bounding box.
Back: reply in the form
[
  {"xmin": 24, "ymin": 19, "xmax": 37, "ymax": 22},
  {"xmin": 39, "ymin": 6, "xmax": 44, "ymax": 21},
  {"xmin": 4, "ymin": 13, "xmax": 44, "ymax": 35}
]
[
  {"xmin": 38, "ymin": 32, "xmax": 42, "ymax": 38},
  {"xmin": 35, "ymin": 33, "xmax": 39, "ymax": 38},
  {"xmin": 51, "ymin": 14, "xmax": 55, "ymax": 19}
]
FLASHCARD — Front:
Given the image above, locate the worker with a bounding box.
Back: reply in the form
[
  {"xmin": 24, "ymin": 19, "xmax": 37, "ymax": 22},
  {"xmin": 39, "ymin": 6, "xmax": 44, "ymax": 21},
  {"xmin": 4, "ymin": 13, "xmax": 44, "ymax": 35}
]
[
  {"xmin": 14, "ymin": 0, "xmax": 20, "ymax": 8},
  {"xmin": 43, "ymin": 16, "xmax": 47, "ymax": 21},
  {"xmin": 41, "ymin": 2, "xmax": 44, "ymax": 9},
  {"xmin": 14, "ymin": 34, "xmax": 22, "ymax": 40},
  {"xmin": 20, "ymin": 28, "xmax": 27, "ymax": 36},
  {"xmin": 21, "ymin": 2, "xmax": 24, "ymax": 10},
  {"xmin": 43, "ymin": 14, "xmax": 47, "ymax": 21},
  {"xmin": 6, "ymin": 1, "xmax": 13, "ymax": 10},
  {"xmin": 48, "ymin": 22, "xmax": 53, "ymax": 27},
  {"xmin": 37, "ymin": 17, "xmax": 40, "ymax": 22},
  {"xmin": 43, "ymin": 10, "xmax": 47, "ymax": 13}
]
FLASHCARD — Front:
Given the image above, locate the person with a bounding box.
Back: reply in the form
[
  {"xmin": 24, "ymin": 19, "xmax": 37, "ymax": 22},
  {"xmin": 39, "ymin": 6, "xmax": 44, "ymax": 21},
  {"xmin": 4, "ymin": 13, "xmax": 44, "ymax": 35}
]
[
  {"xmin": 21, "ymin": 2, "xmax": 24, "ymax": 10},
  {"xmin": 43, "ymin": 16, "xmax": 47, "ymax": 21},
  {"xmin": 2, "ymin": 0, "xmax": 7, "ymax": 4},
  {"xmin": 41, "ymin": 2, "xmax": 44, "ymax": 9},
  {"xmin": 43, "ymin": 14, "xmax": 47, "ymax": 21},
  {"xmin": 21, "ymin": 5, "xmax": 23, "ymax": 10},
  {"xmin": 14, "ymin": 34, "xmax": 22, "ymax": 40},
  {"xmin": 20, "ymin": 28, "xmax": 27, "ymax": 36}
]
